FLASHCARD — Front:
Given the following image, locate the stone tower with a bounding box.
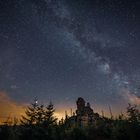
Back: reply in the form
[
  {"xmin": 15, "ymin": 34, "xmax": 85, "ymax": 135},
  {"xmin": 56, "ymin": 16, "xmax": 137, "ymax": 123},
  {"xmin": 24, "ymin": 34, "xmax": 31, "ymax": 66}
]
[{"xmin": 65, "ymin": 97, "xmax": 100, "ymax": 127}]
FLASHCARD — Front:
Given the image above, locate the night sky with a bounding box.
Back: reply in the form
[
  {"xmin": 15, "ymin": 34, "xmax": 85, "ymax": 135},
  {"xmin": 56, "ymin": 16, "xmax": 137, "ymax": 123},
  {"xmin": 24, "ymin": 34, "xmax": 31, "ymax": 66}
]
[{"xmin": 0, "ymin": 0, "xmax": 140, "ymax": 119}]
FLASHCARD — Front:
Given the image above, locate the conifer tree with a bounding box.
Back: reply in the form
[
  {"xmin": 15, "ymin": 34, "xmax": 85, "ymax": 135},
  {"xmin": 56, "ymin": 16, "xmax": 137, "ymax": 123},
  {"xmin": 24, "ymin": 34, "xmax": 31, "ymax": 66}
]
[
  {"xmin": 36, "ymin": 104, "xmax": 45, "ymax": 125},
  {"xmin": 21, "ymin": 100, "xmax": 39, "ymax": 125},
  {"xmin": 43, "ymin": 102, "xmax": 57, "ymax": 126},
  {"xmin": 127, "ymin": 104, "xmax": 140, "ymax": 123}
]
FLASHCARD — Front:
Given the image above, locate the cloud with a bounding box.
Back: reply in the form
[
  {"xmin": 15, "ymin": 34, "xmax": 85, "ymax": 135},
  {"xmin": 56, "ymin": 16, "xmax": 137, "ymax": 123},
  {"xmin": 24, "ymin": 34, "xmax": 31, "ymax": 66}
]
[
  {"xmin": 0, "ymin": 91, "xmax": 70, "ymax": 122},
  {"xmin": 0, "ymin": 91, "xmax": 25, "ymax": 124},
  {"xmin": 121, "ymin": 88, "xmax": 140, "ymax": 105},
  {"xmin": 126, "ymin": 93, "xmax": 140, "ymax": 105}
]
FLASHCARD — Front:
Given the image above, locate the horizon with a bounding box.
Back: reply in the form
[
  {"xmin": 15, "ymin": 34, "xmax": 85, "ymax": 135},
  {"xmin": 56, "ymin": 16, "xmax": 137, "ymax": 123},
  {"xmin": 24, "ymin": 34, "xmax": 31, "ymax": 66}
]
[{"xmin": 0, "ymin": 95, "xmax": 133, "ymax": 124}]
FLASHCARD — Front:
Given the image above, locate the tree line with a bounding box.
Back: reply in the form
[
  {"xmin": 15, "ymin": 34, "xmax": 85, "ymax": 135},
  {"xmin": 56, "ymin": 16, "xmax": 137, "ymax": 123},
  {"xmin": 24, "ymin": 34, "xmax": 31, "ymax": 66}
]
[{"xmin": 0, "ymin": 101, "xmax": 140, "ymax": 140}]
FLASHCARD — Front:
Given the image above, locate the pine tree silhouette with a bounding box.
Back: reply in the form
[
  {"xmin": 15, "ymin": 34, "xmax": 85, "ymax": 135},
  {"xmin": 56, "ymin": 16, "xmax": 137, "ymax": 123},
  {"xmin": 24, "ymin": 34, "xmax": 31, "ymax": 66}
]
[
  {"xmin": 21, "ymin": 100, "xmax": 39, "ymax": 125},
  {"xmin": 43, "ymin": 102, "xmax": 57, "ymax": 127}
]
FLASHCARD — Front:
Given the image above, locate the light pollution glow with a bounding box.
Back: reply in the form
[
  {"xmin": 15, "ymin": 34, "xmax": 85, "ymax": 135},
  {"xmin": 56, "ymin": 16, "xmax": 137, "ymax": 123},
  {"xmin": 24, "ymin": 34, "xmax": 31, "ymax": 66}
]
[{"xmin": 0, "ymin": 90, "xmax": 140, "ymax": 124}]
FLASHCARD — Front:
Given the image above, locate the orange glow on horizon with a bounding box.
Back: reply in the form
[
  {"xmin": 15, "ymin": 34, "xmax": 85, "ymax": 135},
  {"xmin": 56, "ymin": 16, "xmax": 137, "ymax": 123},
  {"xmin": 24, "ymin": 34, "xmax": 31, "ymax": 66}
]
[
  {"xmin": 0, "ymin": 91, "xmax": 137, "ymax": 124},
  {"xmin": 0, "ymin": 91, "xmax": 25, "ymax": 124}
]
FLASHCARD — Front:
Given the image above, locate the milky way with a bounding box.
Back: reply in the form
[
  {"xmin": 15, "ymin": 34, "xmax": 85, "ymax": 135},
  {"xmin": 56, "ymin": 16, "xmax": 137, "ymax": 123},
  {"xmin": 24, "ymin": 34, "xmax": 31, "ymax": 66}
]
[{"xmin": 0, "ymin": 0, "xmax": 140, "ymax": 117}]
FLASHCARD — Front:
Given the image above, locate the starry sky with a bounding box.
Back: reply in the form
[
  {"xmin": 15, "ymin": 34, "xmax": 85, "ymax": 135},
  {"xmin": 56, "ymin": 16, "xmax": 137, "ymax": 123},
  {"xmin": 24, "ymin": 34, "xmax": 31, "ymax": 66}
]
[{"xmin": 0, "ymin": 0, "xmax": 140, "ymax": 119}]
